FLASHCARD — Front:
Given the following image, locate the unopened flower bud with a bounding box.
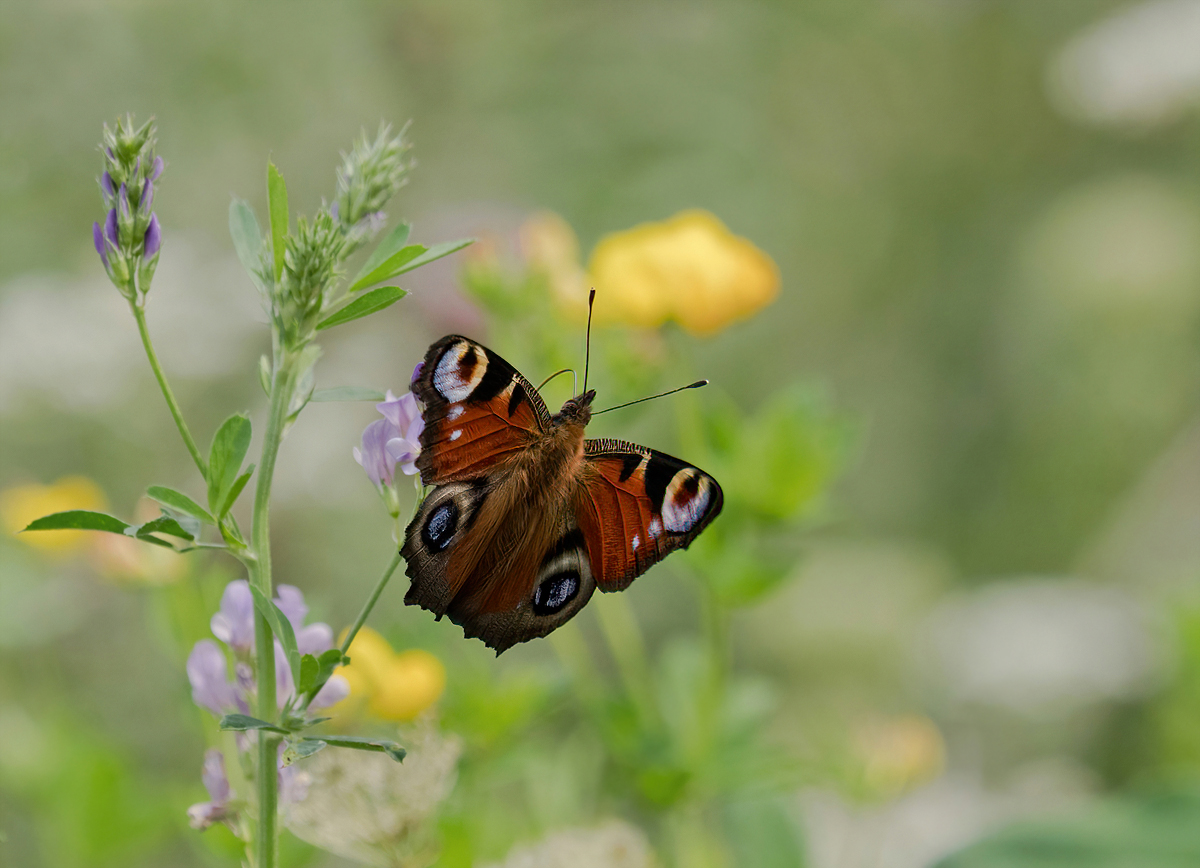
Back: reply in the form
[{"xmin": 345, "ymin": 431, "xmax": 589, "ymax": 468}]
[
  {"xmin": 140, "ymin": 178, "xmax": 154, "ymax": 210},
  {"xmin": 93, "ymin": 222, "xmax": 108, "ymax": 267},
  {"xmin": 100, "ymin": 172, "xmax": 115, "ymax": 203},
  {"xmin": 151, "ymin": 155, "xmax": 164, "ymax": 181},
  {"xmin": 104, "ymin": 209, "xmax": 118, "ymax": 247},
  {"xmin": 144, "ymin": 214, "xmax": 161, "ymax": 257}
]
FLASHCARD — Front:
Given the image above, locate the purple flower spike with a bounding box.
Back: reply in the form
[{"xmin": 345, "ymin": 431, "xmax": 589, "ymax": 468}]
[
  {"xmin": 211, "ymin": 580, "xmax": 255, "ymax": 652},
  {"xmin": 187, "ymin": 640, "xmax": 240, "ymax": 715},
  {"xmin": 353, "ymin": 379, "xmax": 426, "ymax": 486},
  {"xmin": 151, "ymin": 155, "xmax": 164, "ymax": 181},
  {"xmin": 140, "ymin": 178, "xmax": 154, "ymax": 210},
  {"xmin": 92, "ymin": 222, "xmax": 108, "ymax": 267},
  {"xmin": 187, "ymin": 748, "xmax": 233, "ymax": 830},
  {"xmin": 100, "ymin": 172, "xmax": 115, "ymax": 201},
  {"xmin": 104, "ymin": 209, "xmax": 118, "ymax": 246},
  {"xmin": 144, "ymin": 214, "xmax": 161, "ymax": 257}
]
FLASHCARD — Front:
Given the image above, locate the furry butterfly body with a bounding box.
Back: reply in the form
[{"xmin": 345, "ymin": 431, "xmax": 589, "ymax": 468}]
[{"xmin": 402, "ymin": 335, "xmax": 723, "ymax": 653}]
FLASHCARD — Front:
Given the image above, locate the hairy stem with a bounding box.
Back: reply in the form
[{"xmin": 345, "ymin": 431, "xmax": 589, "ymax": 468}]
[
  {"xmin": 131, "ymin": 302, "xmax": 208, "ymax": 478},
  {"xmin": 248, "ymin": 355, "xmax": 297, "ymax": 868}
]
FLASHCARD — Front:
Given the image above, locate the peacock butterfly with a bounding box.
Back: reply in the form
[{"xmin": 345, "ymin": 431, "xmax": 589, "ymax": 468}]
[{"xmin": 401, "ymin": 329, "xmax": 723, "ymax": 653}]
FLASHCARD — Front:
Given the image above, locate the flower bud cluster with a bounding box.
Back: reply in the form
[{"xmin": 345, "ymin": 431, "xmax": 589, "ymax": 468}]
[
  {"xmin": 93, "ymin": 115, "xmax": 164, "ymax": 300},
  {"xmin": 333, "ymin": 122, "xmax": 413, "ymax": 255},
  {"xmin": 276, "ymin": 209, "xmax": 346, "ymax": 347}
]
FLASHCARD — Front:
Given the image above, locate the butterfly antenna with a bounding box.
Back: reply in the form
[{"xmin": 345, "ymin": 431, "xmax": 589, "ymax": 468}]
[
  {"xmin": 582, "ymin": 288, "xmax": 596, "ymax": 395},
  {"xmin": 536, "ymin": 368, "xmax": 576, "ymax": 391},
  {"xmin": 592, "ymin": 380, "xmax": 709, "ymax": 415}
]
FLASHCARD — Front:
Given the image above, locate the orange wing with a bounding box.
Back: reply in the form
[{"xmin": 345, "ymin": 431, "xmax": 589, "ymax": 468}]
[
  {"xmin": 576, "ymin": 439, "xmax": 723, "ymax": 592},
  {"xmin": 412, "ymin": 335, "xmax": 551, "ymax": 484}
]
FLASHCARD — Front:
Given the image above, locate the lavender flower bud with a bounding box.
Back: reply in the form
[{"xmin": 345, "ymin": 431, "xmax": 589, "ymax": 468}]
[
  {"xmin": 92, "ymin": 222, "xmax": 108, "ymax": 267},
  {"xmin": 100, "ymin": 172, "xmax": 114, "ymax": 202},
  {"xmin": 144, "ymin": 214, "xmax": 161, "ymax": 257},
  {"xmin": 151, "ymin": 155, "xmax": 164, "ymax": 181},
  {"xmin": 117, "ymin": 182, "xmax": 130, "ymax": 227},
  {"xmin": 140, "ymin": 178, "xmax": 154, "ymax": 210},
  {"xmin": 104, "ymin": 209, "xmax": 118, "ymax": 247}
]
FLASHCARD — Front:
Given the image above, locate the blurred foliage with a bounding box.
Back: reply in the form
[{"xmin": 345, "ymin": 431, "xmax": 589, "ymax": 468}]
[{"xmin": 4, "ymin": 0, "xmax": 1200, "ymax": 866}]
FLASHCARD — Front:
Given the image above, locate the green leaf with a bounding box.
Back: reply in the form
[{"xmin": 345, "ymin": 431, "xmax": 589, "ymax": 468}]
[
  {"xmin": 267, "ymin": 161, "xmax": 289, "ymax": 283},
  {"xmin": 219, "ymin": 713, "xmax": 289, "ymax": 734},
  {"xmin": 249, "ymin": 585, "xmax": 301, "ymax": 690},
  {"xmin": 229, "ymin": 198, "xmax": 266, "ymax": 290},
  {"xmin": 23, "ymin": 510, "xmax": 128, "ymax": 534},
  {"xmin": 316, "ymin": 286, "xmax": 407, "ymax": 331},
  {"xmin": 298, "ymin": 654, "xmax": 319, "ymax": 695},
  {"xmin": 391, "ymin": 238, "xmax": 473, "ymax": 276},
  {"xmin": 280, "ymin": 738, "xmax": 328, "ymax": 766},
  {"xmin": 302, "ymin": 648, "xmax": 346, "ymax": 696},
  {"xmin": 218, "ymin": 465, "xmax": 255, "ymax": 519},
  {"xmin": 347, "ymin": 244, "xmax": 423, "ymax": 293},
  {"xmin": 348, "ymin": 222, "xmax": 411, "ymax": 289},
  {"xmin": 310, "ymin": 386, "xmax": 386, "ymax": 403},
  {"xmin": 318, "ymin": 734, "xmax": 406, "ymax": 762},
  {"xmin": 146, "ymin": 486, "xmax": 215, "ymax": 525},
  {"xmin": 132, "ymin": 515, "xmax": 194, "ymax": 541},
  {"xmin": 207, "ymin": 413, "xmax": 252, "ymax": 514}
]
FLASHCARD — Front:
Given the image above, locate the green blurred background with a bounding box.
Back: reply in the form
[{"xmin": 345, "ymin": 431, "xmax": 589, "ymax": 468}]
[{"xmin": 3, "ymin": 1, "xmax": 1200, "ymax": 866}]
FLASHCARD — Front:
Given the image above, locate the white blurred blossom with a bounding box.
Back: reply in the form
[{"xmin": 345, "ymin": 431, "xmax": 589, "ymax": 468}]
[
  {"xmin": 1050, "ymin": 0, "xmax": 1200, "ymax": 126},
  {"xmin": 481, "ymin": 820, "xmax": 655, "ymax": 868},
  {"xmin": 284, "ymin": 723, "xmax": 461, "ymax": 867}
]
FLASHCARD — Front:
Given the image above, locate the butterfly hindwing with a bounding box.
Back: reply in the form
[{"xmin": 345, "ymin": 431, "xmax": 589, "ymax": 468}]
[
  {"xmin": 401, "ymin": 480, "xmax": 490, "ymax": 615},
  {"xmin": 577, "ymin": 439, "xmax": 724, "ymax": 592},
  {"xmin": 412, "ymin": 335, "xmax": 551, "ymax": 485}
]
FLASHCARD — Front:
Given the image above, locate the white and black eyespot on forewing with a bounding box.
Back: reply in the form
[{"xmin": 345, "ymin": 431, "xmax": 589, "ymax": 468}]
[
  {"xmin": 402, "ymin": 481, "xmax": 488, "ymax": 615},
  {"xmin": 432, "ymin": 339, "xmax": 489, "ymax": 402},
  {"xmin": 661, "ymin": 468, "xmax": 714, "ymax": 533}
]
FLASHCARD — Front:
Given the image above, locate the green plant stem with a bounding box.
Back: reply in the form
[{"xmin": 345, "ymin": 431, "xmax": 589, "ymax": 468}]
[
  {"xmin": 247, "ymin": 354, "xmax": 297, "ymax": 868},
  {"xmin": 298, "ymin": 550, "xmax": 403, "ymax": 712},
  {"xmin": 131, "ymin": 302, "xmax": 208, "ymax": 479}
]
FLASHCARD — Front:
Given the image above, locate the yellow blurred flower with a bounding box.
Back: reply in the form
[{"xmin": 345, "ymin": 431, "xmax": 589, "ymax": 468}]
[
  {"xmin": 0, "ymin": 476, "xmax": 107, "ymax": 554},
  {"xmin": 337, "ymin": 627, "xmax": 446, "ymax": 722},
  {"xmin": 588, "ymin": 209, "xmax": 780, "ymax": 336},
  {"xmin": 853, "ymin": 714, "xmax": 945, "ymax": 800}
]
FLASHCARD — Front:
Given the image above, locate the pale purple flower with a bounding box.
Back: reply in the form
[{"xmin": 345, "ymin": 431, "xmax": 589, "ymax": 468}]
[
  {"xmin": 187, "ymin": 748, "xmax": 233, "ymax": 830},
  {"xmin": 117, "ymin": 182, "xmax": 130, "ymax": 222},
  {"xmin": 151, "ymin": 155, "xmax": 164, "ymax": 181},
  {"xmin": 211, "ymin": 580, "xmax": 256, "ymax": 653},
  {"xmin": 92, "ymin": 222, "xmax": 108, "ymax": 267},
  {"xmin": 99, "ymin": 172, "xmax": 115, "ymax": 202},
  {"xmin": 139, "ymin": 178, "xmax": 154, "ymax": 210},
  {"xmin": 187, "ymin": 640, "xmax": 241, "ymax": 715},
  {"xmin": 104, "ymin": 208, "xmax": 118, "ymax": 247},
  {"xmin": 144, "ymin": 214, "xmax": 161, "ymax": 257},
  {"xmin": 329, "ymin": 201, "xmax": 340, "ymax": 222},
  {"xmin": 354, "ymin": 376, "xmax": 424, "ymax": 486},
  {"xmin": 277, "ymin": 584, "xmax": 334, "ymax": 655}
]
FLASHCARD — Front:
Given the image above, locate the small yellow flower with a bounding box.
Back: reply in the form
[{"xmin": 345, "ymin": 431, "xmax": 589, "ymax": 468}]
[
  {"xmin": 588, "ymin": 209, "xmax": 780, "ymax": 336},
  {"xmin": 854, "ymin": 714, "xmax": 945, "ymax": 799},
  {"xmin": 337, "ymin": 627, "xmax": 446, "ymax": 722},
  {"xmin": 0, "ymin": 476, "xmax": 107, "ymax": 554}
]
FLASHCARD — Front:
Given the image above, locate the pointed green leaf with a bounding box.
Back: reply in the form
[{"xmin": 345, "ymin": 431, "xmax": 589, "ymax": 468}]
[
  {"xmin": 316, "ymin": 286, "xmax": 407, "ymax": 331},
  {"xmin": 298, "ymin": 654, "xmax": 319, "ymax": 695},
  {"xmin": 218, "ymin": 465, "xmax": 254, "ymax": 519},
  {"xmin": 318, "ymin": 734, "xmax": 406, "ymax": 762},
  {"xmin": 249, "ymin": 585, "xmax": 301, "ymax": 689},
  {"xmin": 133, "ymin": 515, "xmax": 194, "ymax": 541},
  {"xmin": 23, "ymin": 510, "xmax": 129, "ymax": 534},
  {"xmin": 348, "ymin": 222, "xmax": 411, "ymax": 289},
  {"xmin": 229, "ymin": 198, "xmax": 266, "ymax": 290},
  {"xmin": 146, "ymin": 486, "xmax": 216, "ymax": 525},
  {"xmin": 219, "ymin": 713, "xmax": 289, "ymax": 734},
  {"xmin": 310, "ymin": 387, "xmax": 386, "ymax": 403},
  {"xmin": 346, "ymin": 245, "xmax": 424, "ymax": 293},
  {"xmin": 303, "ymin": 648, "xmax": 347, "ymax": 697},
  {"xmin": 391, "ymin": 238, "xmax": 473, "ymax": 277},
  {"xmin": 281, "ymin": 738, "xmax": 327, "ymax": 766},
  {"xmin": 267, "ymin": 161, "xmax": 289, "ymax": 283},
  {"xmin": 120, "ymin": 523, "xmax": 175, "ymax": 547},
  {"xmin": 207, "ymin": 414, "xmax": 252, "ymax": 514}
]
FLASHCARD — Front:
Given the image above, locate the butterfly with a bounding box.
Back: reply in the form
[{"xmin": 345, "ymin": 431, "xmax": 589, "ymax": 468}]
[{"xmin": 400, "ymin": 334, "xmax": 724, "ymax": 653}]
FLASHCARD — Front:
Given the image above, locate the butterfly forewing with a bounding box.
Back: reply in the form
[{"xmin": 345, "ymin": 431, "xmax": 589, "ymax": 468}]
[
  {"xmin": 577, "ymin": 440, "xmax": 724, "ymax": 592},
  {"xmin": 412, "ymin": 335, "xmax": 551, "ymax": 485}
]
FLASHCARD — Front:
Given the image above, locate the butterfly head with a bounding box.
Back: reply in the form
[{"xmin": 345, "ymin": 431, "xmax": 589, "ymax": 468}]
[{"xmin": 557, "ymin": 389, "xmax": 596, "ymax": 425}]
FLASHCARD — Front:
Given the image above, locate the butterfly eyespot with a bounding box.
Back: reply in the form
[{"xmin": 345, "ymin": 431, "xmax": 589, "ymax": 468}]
[
  {"xmin": 422, "ymin": 500, "xmax": 459, "ymax": 551},
  {"xmin": 532, "ymin": 571, "xmax": 580, "ymax": 616},
  {"xmin": 434, "ymin": 341, "xmax": 488, "ymax": 402},
  {"xmin": 662, "ymin": 470, "xmax": 712, "ymax": 533}
]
